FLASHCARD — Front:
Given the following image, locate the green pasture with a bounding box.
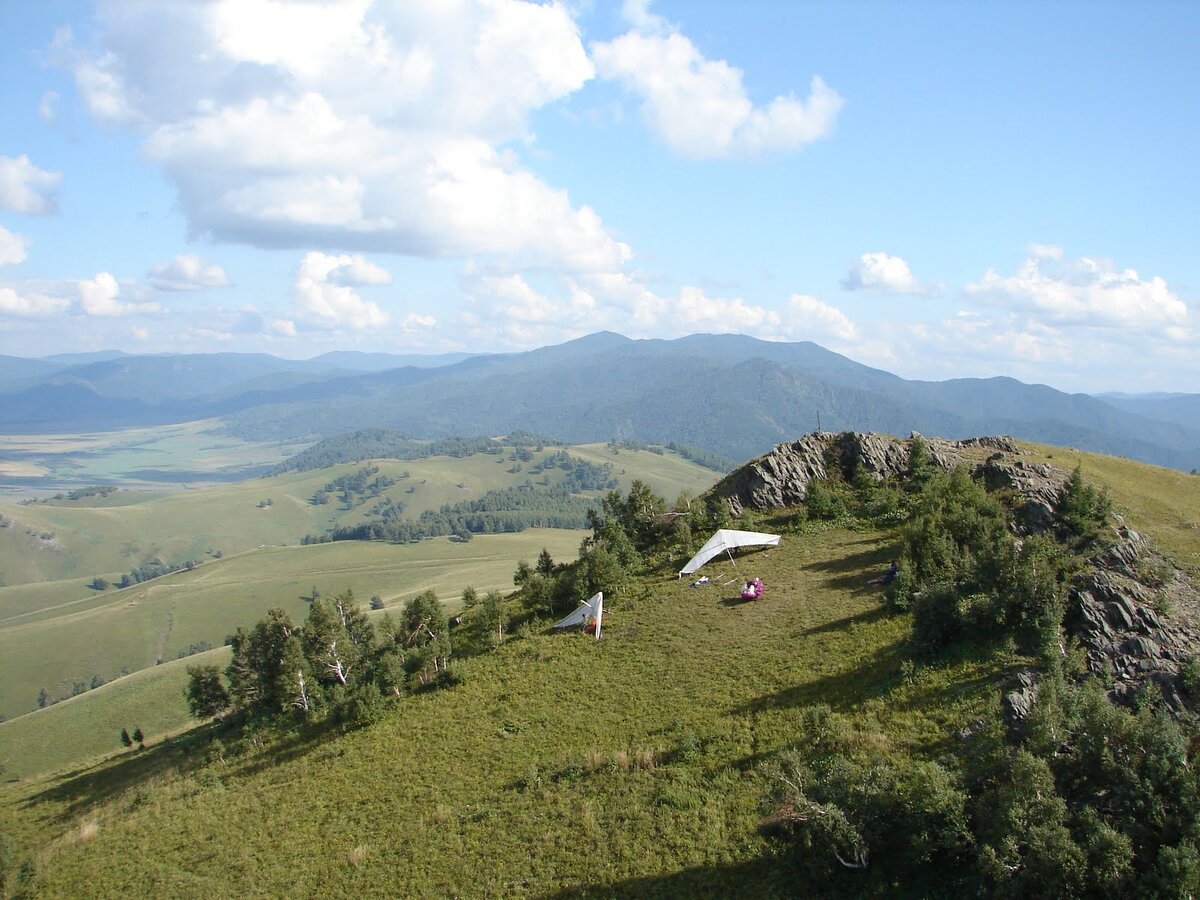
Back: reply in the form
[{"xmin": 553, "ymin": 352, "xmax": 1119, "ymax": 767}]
[
  {"xmin": 0, "ymin": 419, "xmax": 308, "ymax": 489},
  {"xmin": 0, "ymin": 443, "xmax": 719, "ymax": 588},
  {"xmin": 0, "ymin": 530, "xmax": 583, "ymax": 725}
]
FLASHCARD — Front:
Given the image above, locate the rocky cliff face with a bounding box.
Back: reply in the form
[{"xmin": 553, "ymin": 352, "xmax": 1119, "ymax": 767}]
[
  {"xmin": 1067, "ymin": 523, "xmax": 1200, "ymax": 711},
  {"xmin": 712, "ymin": 431, "xmax": 1020, "ymax": 518}
]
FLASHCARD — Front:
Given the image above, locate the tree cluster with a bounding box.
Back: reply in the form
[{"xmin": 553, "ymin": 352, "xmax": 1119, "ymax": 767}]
[
  {"xmin": 186, "ymin": 589, "xmax": 454, "ymax": 727},
  {"xmin": 115, "ymin": 556, "xmax": 197, "ymax": 589},
  {"xmin": 767, "ymin": 687, "xmax": 1200, "ymax": 896},
  {"xmin": 887, "ymin": 463, "xmax": 1114, "ymax": 659}
]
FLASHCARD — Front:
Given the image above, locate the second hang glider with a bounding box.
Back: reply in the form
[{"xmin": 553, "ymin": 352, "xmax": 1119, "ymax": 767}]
[
  {"xmin": 678, "ymin": 528, "xmax": 781, "ymax": 577},
  {"xmin": 551, "ymin": 591, "xmax": 603, "ymax": 640}
]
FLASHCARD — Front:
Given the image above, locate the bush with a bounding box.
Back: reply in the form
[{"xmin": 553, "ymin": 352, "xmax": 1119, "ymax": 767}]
[{"xmin": 1179, "ymin": 656, "xmax": 1200, "ymax": 696}]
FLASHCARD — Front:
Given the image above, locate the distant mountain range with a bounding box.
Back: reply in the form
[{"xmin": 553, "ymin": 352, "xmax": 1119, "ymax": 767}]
[{"xmin": 2, "ymin": 333, "xmax": 1199, "ymax": 471}]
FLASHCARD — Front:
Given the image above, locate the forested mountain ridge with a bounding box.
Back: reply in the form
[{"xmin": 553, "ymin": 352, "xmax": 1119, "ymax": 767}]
[{"xmin": 3, "ymin": 333, "xmax": 1198, "ymax": 471}]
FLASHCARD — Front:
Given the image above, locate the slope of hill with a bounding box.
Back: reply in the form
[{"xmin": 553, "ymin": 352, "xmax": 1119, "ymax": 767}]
[
  {"xmin": 1, "ymin": 438, "xmax": 1198, "ymax": 895},
  {"xmin": 0, "ymin": 444, "xmax": 718, "ymax": 724},
  {"xmin": 0, "ymin": 528, "xmax": 586, "ymax": 770}
]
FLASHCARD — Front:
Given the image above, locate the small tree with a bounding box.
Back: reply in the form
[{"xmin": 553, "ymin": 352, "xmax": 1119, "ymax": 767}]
[
  {"xmin": 369, "ymin": 594, "xmax": 385, "ymax": 611},
  {"xmin": 132, "ymin": 727, "xmax": 144, "ymax": 749},
  {"xmin": 90, "ymin": 576, "xmax": 110, "ymax": 591},
  {"xmin": 460, "ymin": 585, "xmax": 479, "ymax": 610},
  {"xmin": 479, "ymin": 590, "xmax": 508, "ymax": 647},
  {"xmin": 37, "ymin": 688, "xmax": 49, "ymax": 709},
  {"xmin": 120, "ymin": 727, "xmax": 133, "ymax": 748},
  {"xmin": 536, "ymin": 548, "xmax": 555, "ymax": 576},
  {"xmin": 185, "ymin": 664, "xmax": 231, "ymax": 719}
]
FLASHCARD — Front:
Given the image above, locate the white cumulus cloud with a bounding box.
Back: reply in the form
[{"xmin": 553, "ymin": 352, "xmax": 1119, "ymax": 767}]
[
  {"xmin": 147, "ymin": 253, "xmax": 230, "ymax": 291},
  {"xmin": 842, "ymin": 252, "xmax": 926, "ymax": 295},
  {"xmin": 592, "ymin": 4, "xmax": 842, "ymax": 159},
  {"xmin": 785, "ymin": 294, "xmax": 859, "ymax": 341},
  {"xmin": 293, "ymin": 251, "xmax": 389, "ymax": 330},
  {"xmin": 460, "ymin": 265, "xmax": 861, "ymax": 350},
  {"xmin": 0, "ymin": 155, "xmax": 62, "ymax": 215},
  {"xmin": 75, "ymin": 272, "xmax": 159, "ymax": 317},
  {"xmin": 64, "ymin": 0, "xmax": 628, "ymax": 272},
  {"xmin": 964, "ymin": 248, "xmax": 1188, "ymax": 330},
  {"xmin": 0, "ymin": 286, "xmax": 69, "ymax": 317},
  {"xmin": 0, "ymin": 226, "xmax": 30, "ymax": 267}
]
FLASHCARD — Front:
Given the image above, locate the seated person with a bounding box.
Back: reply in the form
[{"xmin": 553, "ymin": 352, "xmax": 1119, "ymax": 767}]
[{"xmin": 868, "ymin": 561, "xmax": 899, "ymax": 586}]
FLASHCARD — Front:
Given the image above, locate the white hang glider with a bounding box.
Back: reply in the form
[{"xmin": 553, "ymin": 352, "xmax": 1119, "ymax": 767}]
[
  {"xmin": 551, "ymin": 591, "xmax": 603, "ymax": 640},
  {"xmin": 679, "ymin": 529, "xmax": 781, "ymax": 577}
]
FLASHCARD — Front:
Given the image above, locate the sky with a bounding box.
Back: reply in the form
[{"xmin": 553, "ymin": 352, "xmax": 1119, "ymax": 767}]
[{"xmin": 0, "ymin": 0, "xmax": 1197, "ymax": 394}]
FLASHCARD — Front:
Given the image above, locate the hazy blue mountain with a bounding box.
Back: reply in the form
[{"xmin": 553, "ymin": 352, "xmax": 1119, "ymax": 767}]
[
  {"xmin": 0, "ymin": 355, "xmax": 70, "ymax": 387},
  {"xmin": 1094, "ymin": 393, "xmax": 1200, "ymax": 434},
  {"xmin": 3, "ymin": 333, "xmax": 1198, "ymax": 471},
  {"xmin": 309, "ymin": 350, "xmax": 480, "ymax": 371}
]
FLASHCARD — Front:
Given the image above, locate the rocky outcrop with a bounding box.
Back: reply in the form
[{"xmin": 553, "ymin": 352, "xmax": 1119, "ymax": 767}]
[
  {"xmin": 712, "ymin": 430, "xmax": 1019, "ymax": 517},
  {"xmin": 714, "ymin": 432, "xmax": 833, "ymax": 517},
  {"xmin": 1002, "ymin": 669, "xmax": 1041, "ymax": 731},
  {"xmin": 1066, "ymin": 523, "xmax": 1200, "ymax": 712},
  {"xmin": 973, "ymin": 454, "xmax": 1070, "ymax": 535}
]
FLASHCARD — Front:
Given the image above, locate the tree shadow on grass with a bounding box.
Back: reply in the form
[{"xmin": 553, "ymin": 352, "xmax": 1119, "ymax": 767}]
[
  {"xmin": 22, "ymin": 719, "xmax": 337, "ymax": 823},
  {"xmin": 545, "ymin": 855, "xmax": 811, "ymax": 900},
  {"xmin": 805, "ymin": 544, "xmax": 902, "ymax": 593},
  {"xmin": 731, "ymin": 639, "xmax": 909, "ymax": 720},
  {"xmin": 797, "ymin": 605, "xmax": 889, "ymax": 636}
]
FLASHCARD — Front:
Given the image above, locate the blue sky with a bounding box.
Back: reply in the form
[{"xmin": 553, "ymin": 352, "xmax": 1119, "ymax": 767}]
[{"xmin": 1, "ymin": 0, "xmax": 1197, "ymax": 393}]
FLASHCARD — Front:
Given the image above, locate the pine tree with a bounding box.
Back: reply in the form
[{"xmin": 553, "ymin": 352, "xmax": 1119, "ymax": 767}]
[
  {"xmin": 132, "ymin": 727, "xmax": 144, "ymax": 749},
  {"xmin": 120, "ymin": 727, "xmax": 133, "ymax": 748}
]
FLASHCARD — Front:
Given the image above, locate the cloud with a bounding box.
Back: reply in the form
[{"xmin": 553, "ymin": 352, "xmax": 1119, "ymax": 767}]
[
  {"xmin": 0, "ymin": 154, "xmax": 62, "ymax": 215},
  {"xmin": 39, "ymin": 91, "xmax": 60, "ymax": 123},
  {"xmin": 327, "ymin": 255, "xmax": 391, "ymax": 286},
  {"xmin": 147, "ymin": 253, "xmax": 230, "ymax": 291},
  {"xmin": 0, "ymin": 286, "xmax": 69, "ymax": 317},
  {"xmin": 75, "ymin": 272, "xmax": 159, "ymax": 317},
  {"xmin": 964, "ymin": 247, "xmax": 1188, "ymax": 331},
  {"xmin": 459, "ymin": 265, "xmax": 860, "ymax": 349},
  {"xmin": 130, "ymin": 325, "xmax": 149, "ymax": 341},
  {"xmin": 592, "ymin": 4, "xmax": 842, "ymax": 159},
  {"xmin": 64, "ymin": 0, "xmax": 629, "ymax": 272},
  {"xmin": 0, "ymin": 226, "xmax": 30, "ymax": 267},
  {"xmin": 293, "ymin": 251, "xmax": 389, "ymax": 330},
  {"xmin": 785, "ymin": 294, "xmax": 859, "ymax": 341},
  {"xmin": 270, "ymin": 318, "xmax": 297, "ymax": 337},
  {"xmin": 842, "ymin": 252, "xmax": 926, "ymax": 295}
]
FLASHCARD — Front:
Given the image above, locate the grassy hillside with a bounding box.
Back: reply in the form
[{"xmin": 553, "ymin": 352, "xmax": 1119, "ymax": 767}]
[
  {"xmin": 0, "ymin": 529, "xmax": 585, "ymax": 725},
  {"xmin": 1020, "ymin": 441, "xmax": 1200, "ymax": 578},
  {"xmin": 3, "ymin": 524, "xmax": 1008, "ymax": 897},
  {"xmin": 2, "ymin": 441, "xmax": 1195, "ymax": 896},
  {"xmin": 0, "ymin": 442, "xmax": 718, "ymax": 589}
]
